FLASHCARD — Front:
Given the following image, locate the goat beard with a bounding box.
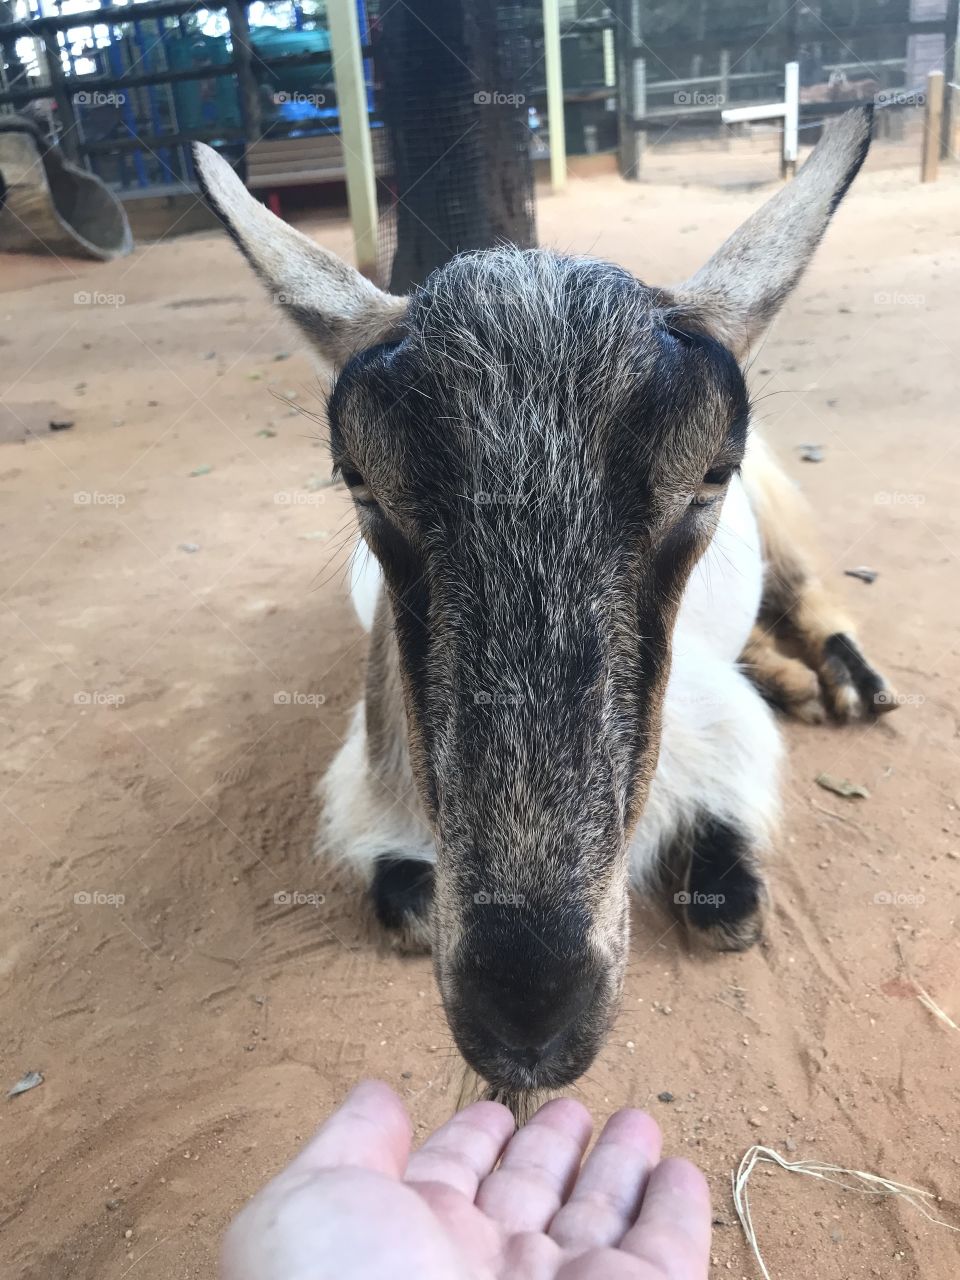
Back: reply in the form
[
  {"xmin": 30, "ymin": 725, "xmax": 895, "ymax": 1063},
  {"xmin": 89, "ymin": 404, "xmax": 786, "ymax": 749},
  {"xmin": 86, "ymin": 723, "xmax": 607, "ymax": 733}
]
[{"xmin": 455, "ymin": 1063, "xmax": 553, "ymax": 1127}]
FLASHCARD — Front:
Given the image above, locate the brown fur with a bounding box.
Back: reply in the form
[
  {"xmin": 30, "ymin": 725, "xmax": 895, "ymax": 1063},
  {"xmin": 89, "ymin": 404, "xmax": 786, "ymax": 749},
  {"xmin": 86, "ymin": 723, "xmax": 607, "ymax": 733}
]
[{"xmin": 741, "ymin": 436, "xmax": 896, "ymax": 721}]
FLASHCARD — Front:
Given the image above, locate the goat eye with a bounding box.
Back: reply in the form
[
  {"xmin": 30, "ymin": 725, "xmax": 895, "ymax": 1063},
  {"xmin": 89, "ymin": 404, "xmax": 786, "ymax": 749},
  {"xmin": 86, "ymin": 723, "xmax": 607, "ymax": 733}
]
[
  {"xmin": 340, "ymin": 465, "xmax": 377, "ymax": 508},
  {"xmin": 690, "ymin": 464, "xmax": 734, "ymax": 509}
]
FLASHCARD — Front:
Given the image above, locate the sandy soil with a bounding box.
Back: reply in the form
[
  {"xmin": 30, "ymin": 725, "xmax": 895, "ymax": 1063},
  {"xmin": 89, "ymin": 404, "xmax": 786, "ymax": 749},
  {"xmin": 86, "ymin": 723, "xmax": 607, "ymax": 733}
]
[{"xmin": 2, "ymin": 156, "xmax": 959, "ymax": 1280}]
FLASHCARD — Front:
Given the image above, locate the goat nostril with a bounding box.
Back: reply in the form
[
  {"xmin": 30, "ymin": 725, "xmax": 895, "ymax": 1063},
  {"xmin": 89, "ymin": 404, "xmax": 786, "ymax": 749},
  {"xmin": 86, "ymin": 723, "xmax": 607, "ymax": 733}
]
[{"xmin": 515, "ymin": 1044, "xmax": 544, "ymax": 1068}]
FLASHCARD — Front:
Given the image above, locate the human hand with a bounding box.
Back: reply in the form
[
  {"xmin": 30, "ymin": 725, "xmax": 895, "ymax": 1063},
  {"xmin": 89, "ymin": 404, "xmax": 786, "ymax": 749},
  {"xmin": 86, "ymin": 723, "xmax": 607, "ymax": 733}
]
[{"xmin": 221, "ymin": 1079, "xmax": 711, "ymax": 1280}]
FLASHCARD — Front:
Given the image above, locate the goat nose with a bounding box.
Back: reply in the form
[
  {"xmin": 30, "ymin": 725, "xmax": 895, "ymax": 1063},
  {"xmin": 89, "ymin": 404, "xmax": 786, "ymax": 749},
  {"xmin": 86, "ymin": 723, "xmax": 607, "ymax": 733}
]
[{"xmin": 460, "ymin": 964, "xmax": 598, "ymax": 1056}]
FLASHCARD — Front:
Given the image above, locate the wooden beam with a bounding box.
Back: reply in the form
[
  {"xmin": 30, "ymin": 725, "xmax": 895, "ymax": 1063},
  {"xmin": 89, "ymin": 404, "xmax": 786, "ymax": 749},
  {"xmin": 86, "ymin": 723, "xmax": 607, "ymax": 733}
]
[
  {"xmin": 545, "ymin": 0, "xmax": 568, "ymax": 189},
  {"xmin": 921, "ymin": 69, "xmax": 944, "ymax": 182},
  {"xmin": 327, "ymin": 0, "xmax": 378, "ymax": 277},
  {"xmin": 225, "ymin": 0, "xmax": 261, "ymax": 159},
  {"xmin": 542, "ymin": 0, "xmax": 567, "ymax": 192},
  {"xmin": 942, "ymin": 0, "xmax": 960, "ymax": 160},
  {"xmin": 781, "ymin": 59, "xmax": 799, "ymax": 178}
]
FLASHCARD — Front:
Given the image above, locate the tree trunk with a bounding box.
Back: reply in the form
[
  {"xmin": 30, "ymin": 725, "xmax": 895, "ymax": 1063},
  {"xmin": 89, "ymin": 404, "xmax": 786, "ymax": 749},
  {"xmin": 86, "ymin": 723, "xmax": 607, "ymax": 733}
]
[{"xmin": 378, "ymin": 0, "xmax": 536, "ymax": 294}]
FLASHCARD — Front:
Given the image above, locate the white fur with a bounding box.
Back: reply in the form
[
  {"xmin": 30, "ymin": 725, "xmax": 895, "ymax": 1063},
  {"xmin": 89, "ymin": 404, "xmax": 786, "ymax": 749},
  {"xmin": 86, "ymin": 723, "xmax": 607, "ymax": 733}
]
[{"xmin": 324, "ymin": 474, "xmax": 781, "ymax": 886}]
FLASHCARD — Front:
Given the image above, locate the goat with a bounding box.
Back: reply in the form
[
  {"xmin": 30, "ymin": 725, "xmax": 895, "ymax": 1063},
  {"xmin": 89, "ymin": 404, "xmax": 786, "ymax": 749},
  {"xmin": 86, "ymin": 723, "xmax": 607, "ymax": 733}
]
[{"xmin": 195, "ymin": 107, "xmax": 894, "ymax": 1110}]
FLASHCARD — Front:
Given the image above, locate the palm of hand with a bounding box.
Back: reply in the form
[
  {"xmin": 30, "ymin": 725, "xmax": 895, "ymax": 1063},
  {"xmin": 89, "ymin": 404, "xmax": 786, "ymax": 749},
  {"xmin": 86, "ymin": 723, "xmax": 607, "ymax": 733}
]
[{"xmin": 222, "ymin": 1081, "xmax": 710, "ymax": 1280}]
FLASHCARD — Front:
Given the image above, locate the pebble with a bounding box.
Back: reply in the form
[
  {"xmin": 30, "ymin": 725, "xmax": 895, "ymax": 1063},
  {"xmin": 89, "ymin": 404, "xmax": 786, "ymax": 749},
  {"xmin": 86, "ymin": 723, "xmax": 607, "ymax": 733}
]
[
  {"xmin": 178, "ymin": 543, "xmax": 200, "ymax": 554},
  {"xmin": 657, "ymin": 1091, "xmax": 675, "ymax": 1102},
  {"xmin": 124, "ymin": 1229, "xmax": 133, "ymax": 1240},
  {"xmin": 784, "ymin": 1136, "xmax": 797, "ymax": 1152}
]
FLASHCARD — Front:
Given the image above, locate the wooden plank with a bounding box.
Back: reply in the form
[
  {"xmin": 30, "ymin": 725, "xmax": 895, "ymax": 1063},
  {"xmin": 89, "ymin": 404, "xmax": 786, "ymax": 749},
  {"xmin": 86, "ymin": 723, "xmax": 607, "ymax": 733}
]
[
  {"xmin": 543, "ymin": 0, "xmax": 567, "ymax": 192},
  {"xmin": 782, "ymin": 59, "xmax": 799, "ymax": 177},
  {"xmin": 327, "ymin": 0, "xmax": 378, "ymax": 276},
  {"xmin": 225, "ymin": 0, "xmax": 261, "ymax": 156},
  {"xmin": 921, "ymin": 68, "xmax": 944, "ymax": 181}
]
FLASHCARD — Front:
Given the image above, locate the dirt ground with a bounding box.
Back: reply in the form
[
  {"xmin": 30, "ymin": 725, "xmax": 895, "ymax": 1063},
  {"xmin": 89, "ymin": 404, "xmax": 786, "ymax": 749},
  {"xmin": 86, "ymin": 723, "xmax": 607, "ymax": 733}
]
[{"xmin": 2, "ymin": 151, "xmax": 959, "ymax": 1280}]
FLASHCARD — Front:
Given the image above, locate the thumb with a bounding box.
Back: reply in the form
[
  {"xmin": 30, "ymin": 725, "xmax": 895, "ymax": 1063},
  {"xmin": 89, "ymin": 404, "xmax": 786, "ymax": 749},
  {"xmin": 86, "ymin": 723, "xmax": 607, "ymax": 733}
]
[{"xmin": 286, "ymin": 1079, "xmax": 414, "ymax": 1180}]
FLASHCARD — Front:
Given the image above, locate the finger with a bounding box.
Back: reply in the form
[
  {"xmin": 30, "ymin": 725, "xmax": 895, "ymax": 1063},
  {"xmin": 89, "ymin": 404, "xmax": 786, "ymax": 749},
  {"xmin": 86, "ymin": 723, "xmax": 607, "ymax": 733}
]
[
  {"xmin": 549, "ymin": 1109, "xmax": 662, "ymax": 1251},
  {"xmin": 475, "ymin": 1097, "xmax": 593, "ymax": 1233},
  {"xmin": 405, "ymin": 1100, "xmax": 516, "ymax": 1198},
  {"xmin": 286, "ymin": 1079, "xmax": 413, "ymax": 1180},
  {"xmin": 620, "ymin": 1157, "xmax": 712, "ymax": 1279}
]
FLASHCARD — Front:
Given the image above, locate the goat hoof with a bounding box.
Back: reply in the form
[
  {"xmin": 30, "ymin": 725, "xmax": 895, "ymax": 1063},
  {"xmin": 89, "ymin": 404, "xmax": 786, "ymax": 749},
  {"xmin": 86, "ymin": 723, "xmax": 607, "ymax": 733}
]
[
  {"xmin": 370, "ymin": 856, "xmax": 434, "ymax": 954},
  {"xmin": 820, "ymin": 633, "xmax": 896, "ymax": 721},
  {"xmin": 681, "ymin": 817, "xmax": 767, "ymax": 952},
  {"xmin": 689, "ymin": 906, "xmax": 765, "ymax": 952}
]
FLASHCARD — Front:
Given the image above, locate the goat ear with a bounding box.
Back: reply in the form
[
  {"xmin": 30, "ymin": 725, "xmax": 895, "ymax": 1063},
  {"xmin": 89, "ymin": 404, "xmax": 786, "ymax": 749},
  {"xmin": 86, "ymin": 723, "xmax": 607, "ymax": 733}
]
[
  {"xmin": 193, "ymin": 143, "xmax": 405, "ymax": 367},
  {"xmin": 670, "ymin": 107, "xmax": 872, "ymax": 359}
]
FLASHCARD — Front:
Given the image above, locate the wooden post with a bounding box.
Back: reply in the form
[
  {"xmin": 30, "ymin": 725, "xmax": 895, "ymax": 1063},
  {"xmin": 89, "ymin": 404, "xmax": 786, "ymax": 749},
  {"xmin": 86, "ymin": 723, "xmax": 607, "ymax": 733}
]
[
  {"xmin": 328, "ymin": 0, "xmax": 378, "ymax": 276},
  {"xmin": 225, "ymin": 0, "xmax": 262, "ymax": 158},
  {"xmin": 942, "ymin": 0, "xmax": 960, "ymax": 160},
  {"xmin": 615, "ymin": 0, "xmax": 638, "ymax": 178},
  {"xmin": 718, "ymin": 47, "xmax": 730, "ymax": 106},
  {"xmin": 542, "ymin": 0, "xmax": 566, "ymax": 192},
  {"xmin": 781, "ymin": 59, "xmax": 799, "ymax": 178},
  {"xmin": 921, "ymin": 69, "xmax": 944, "ymax": 182},
  {"xmin": 633, "ymin": 53, "xmax": 647, "ymax": 178},
  {"xmin": 42, "ymin": 30, "xmax": 81, "ymax": 163}
]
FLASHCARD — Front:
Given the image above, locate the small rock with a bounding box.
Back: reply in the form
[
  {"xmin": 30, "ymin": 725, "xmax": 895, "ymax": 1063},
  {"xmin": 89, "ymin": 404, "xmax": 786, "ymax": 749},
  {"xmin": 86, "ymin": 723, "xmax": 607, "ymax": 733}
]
[
  {"xmin": 256, "ymin": 428, "xmax": 277, "ymax": 438},
  {"xmin": 784, "ymin": 1136, "xmax": 797, "ymax": 1152},
  {"xmin": 400, "ymin": 1071, "xmax": 412, "ymax": 1079},
  {"xmin": 7, "ymin": 1069, "xmax": 43, "ymax": 1098},
  {"xmin": 189, "ymin": 465, "xmax": 213, "ymax": 477},
  {"xmin": 49, "ymin": 420, "xmax": 74, "ymax": 432},
  {"xmin": 657, "ymin": 1090, "xmax": 675, "ymax": 1103},
  {"xmin": 124, "ymin": 1229, "xmax": 133, "ymax": 1240},
  {"xmin": 844, "ymin": 566, "xmax": 878, "ymax": 584},
  {"xmin": 816, "ymin": 772, "xmax": 870, "ymax": 800},
  {"xmin": 178, "ymin": 542, "xmax": 200, "ymax": 554},
  {"xmin": 274, "ymin": 351, "xmax": 291, "ymax": 361},
  {"xmin": 748, "ymin": 1116, "xmax": 763, "ymax": 1127},
  {"xmin": 798, "ymin": 443, "xmax": 824, "ymax": 463},
  {"xmin": 106, "ymin": 1199, "xmax": 121, "ymax": 1211}
]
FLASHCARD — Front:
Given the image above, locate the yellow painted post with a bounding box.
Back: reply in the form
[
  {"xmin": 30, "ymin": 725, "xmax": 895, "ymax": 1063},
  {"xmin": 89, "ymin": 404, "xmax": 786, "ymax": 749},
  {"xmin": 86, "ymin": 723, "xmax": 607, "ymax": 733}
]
[
  {"xmin": 542, "ymin": 0, "xmax": 567, "ymax": 192},
  {"xmin": 328, "ymin": 0, "xmax": 378, "ymax": 275},
  {"xmin": 921, "ymin": 70, "xmax": 944, "ymax": 183}
]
